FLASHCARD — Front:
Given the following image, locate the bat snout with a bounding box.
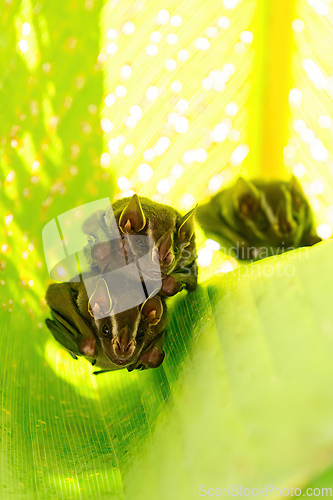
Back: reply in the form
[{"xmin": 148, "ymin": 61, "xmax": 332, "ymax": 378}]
[{"xmin": 112, "ymin": 325, "xmax": 137, "ymax": 360}]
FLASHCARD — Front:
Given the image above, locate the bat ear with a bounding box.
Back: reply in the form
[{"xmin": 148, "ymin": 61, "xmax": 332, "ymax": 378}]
[
  {"xmin": 156, "ymin": 229, "xmax": 174, "ymax": 266},
  {"xmin": 277, "ymin": 199, "xmax": 295, "ymax": 236},
  {"xmin": 178, "ymin": 206, "xmax": 197, "ymax": 241},
  {"xmin": 140, "ymin": 293, "xmax": 163, "ymax": 326},
  {"xmin": 289, "ymin": 175, "xmax": 304, "ymax": 208},
  {"xmin": 119, "ymin": 194, "xmax": 146, "ymax": 233},
  {"xmin": 289, "ymin": 175, "xmax": 303, "ymax": 195},
  {"xmin": 88, "ymin": 278, "xmax": 112, "ymax": 318},
  {"xmin": 233, "ymin": 177, "xmax": 260, "ymax": 216}
]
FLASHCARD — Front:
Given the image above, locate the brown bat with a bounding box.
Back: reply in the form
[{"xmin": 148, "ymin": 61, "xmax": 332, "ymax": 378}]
[
  {"xmin": 45, "ymin": 276, "xmax": 167, "ymax": 373},
  {"xmin": 86, "ymin": 276, "xmax": 166, "ymax": 368},
  {"xmin": 82, "ymin": 194, "xmax": 198, "ymax": 297},
  {"xmin": 196, "ymin": 176, "xmax": 322, "ymax": 260}
]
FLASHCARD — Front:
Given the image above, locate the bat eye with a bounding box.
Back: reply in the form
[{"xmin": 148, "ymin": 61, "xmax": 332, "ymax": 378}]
[
  {"xmin": 101, "ymin": 324, "xmax": 110, "ymax": 336},
  {"xmin": 87, "ymin": 235, "xmax": 96, "ymax": 245}
]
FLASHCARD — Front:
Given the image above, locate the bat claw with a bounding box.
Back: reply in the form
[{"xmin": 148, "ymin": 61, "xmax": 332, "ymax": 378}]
[{"xmin": 68, "ymin": 351, "xmax": 78, "ymax": 360}]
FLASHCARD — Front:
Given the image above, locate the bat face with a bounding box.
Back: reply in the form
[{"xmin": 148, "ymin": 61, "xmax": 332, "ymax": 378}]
[
  {"xmin": 88, "ymin": 277, "xmax": 165, "ymax": 366},
  {"xmin": 88, "ymin": 277, "xmax": 140, "ymax": 365},
  {"xmin": 93, "ymin": 311, "xmax": 139, "ymax": 366},
  {"xmin": 45, "ymin": 278, "xmax": 167, "ymax": 371},
  {"xmin": 197, "ymin": 176, "xmax": 321, "ymax": 259}
]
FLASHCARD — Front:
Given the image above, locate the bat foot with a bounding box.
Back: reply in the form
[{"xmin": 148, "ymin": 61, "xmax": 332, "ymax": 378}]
[
  {"xmin": 127, "ymin": 346, "xmax": 165, "ymax": 371},
  {"xmin": 137, "ymin": 347, "xmax": 165, "ymax": 369},
  {"xmin": 161, "ymin": 276, "xmax": 182, "ymax": 296}
]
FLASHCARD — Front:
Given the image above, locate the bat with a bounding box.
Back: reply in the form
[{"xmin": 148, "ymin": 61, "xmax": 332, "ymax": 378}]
[
  {"xmin": 196, "ymin": 176, "xmax": 322, "ymax": 260},
  {"xmin": 82, "ymin": 194, "xmax": 198, "ymax": 297},
  {"xmin": 45, "ymin": 275, "xmax": 167, "ymax": 373}
]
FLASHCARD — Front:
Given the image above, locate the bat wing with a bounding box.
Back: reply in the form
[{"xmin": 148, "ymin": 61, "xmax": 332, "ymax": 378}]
[
  {"xmin": 45, "ymin": 282, "xmax": 97, "ymax": 355},
  {"xmin": 45, "ymin": 315, "xmax": 82, "ymax": 356}
]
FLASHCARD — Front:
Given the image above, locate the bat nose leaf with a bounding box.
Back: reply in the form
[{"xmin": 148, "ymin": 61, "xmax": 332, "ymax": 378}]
[{"xmin": 117, "ymin": 326, "xmax": 129, "ymax": 350}]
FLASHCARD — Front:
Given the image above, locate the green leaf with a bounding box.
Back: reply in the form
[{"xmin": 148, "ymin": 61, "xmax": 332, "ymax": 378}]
[
  {"xmin": 2, "ymin": 0, "xmax": 333, "ymax": 497},
  {"xmin": 2, "ymin": 241, "xmax": 333, "ymax": 498},
  {"xmin": 126, "ymin": 241, "xmax": 333, "ymax": 499}
]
